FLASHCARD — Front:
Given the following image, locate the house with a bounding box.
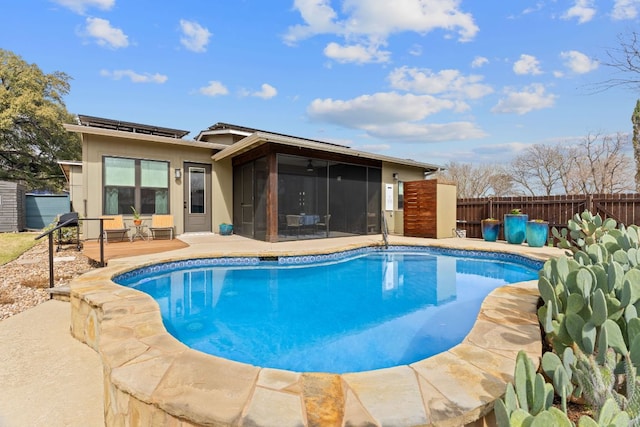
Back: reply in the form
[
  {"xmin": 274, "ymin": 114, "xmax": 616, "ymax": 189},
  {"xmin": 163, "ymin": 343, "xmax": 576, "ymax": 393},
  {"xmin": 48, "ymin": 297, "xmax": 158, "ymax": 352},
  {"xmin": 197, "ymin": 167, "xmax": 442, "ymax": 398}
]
[{"xmin": 64, "ymin": 115, "xmax": 454, "ymax": 242}]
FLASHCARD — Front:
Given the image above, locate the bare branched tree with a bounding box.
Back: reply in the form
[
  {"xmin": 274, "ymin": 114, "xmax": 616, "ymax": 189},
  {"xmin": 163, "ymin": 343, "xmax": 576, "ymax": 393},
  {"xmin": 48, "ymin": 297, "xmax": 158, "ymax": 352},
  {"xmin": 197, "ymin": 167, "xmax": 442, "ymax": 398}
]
[
  {"xmin": 509, "ymin": 144, "xmax": 565, "ymax": 196},
  {"xmin": 556, "ymin": 144, "xmax": 582, "ymax": 194},
  {"xmin": 596, "ymin": 31, "xmax": 640, "ymax": 92},
  {"xmin": 439, "ymin": 132, "xmax": 633, "ymax": 197},
  {"xmin": 489, "ymin": 172, "xmax": 516, "ymax": 196},
  {"xmin": 593, "ymin": 31, "xmax": 640, "ymax": 187},
  {"xmin": 435, "ymin": 162, "xmax": 512, "ymax": 198},
  {"xmin": 568, "ymin": 132, "xmax": 634, "ymax": 194}
]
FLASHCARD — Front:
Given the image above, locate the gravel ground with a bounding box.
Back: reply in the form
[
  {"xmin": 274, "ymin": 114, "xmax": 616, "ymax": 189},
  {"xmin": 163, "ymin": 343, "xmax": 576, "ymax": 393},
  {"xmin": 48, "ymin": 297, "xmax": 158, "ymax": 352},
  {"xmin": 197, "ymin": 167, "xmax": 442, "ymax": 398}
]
[{"xmin": 0, "ymin": 240, "xmax": 97, "ymax": 321}]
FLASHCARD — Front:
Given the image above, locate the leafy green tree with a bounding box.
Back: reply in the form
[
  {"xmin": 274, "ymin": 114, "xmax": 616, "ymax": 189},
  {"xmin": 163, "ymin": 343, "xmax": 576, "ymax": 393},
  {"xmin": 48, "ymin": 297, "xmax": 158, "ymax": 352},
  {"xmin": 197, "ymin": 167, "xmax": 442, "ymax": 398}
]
[
  {"xmin": 0, "ymin": 49, "xmax": 80, "ymax": 191},
  {"xmin": 632, "ymin": 99, "xmax": 640, "ymax": 191}
]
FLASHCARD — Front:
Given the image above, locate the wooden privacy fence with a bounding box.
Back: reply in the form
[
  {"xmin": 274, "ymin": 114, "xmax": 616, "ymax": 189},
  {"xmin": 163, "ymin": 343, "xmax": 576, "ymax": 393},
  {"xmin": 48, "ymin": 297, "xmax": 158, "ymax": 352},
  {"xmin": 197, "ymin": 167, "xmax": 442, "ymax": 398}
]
[{"xmin": 456, "ymin": 193, "xmax": 640, "ymax": 240}]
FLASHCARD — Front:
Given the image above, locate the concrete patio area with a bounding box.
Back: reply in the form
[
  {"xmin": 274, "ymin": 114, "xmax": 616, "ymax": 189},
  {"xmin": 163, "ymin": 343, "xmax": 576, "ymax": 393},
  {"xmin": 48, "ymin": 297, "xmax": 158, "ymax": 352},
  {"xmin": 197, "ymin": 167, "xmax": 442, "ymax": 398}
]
[{"xmin": 0, "ymin": 234, "xmax": 563, "ymax": 427}]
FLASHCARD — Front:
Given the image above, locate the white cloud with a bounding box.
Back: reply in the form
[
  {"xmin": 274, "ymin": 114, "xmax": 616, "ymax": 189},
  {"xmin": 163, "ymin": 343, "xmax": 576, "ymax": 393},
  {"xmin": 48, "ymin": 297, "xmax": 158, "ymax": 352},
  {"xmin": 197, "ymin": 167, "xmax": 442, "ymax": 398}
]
[
  {"xmin": 308, "ymin": 92, "xmax": 455, "ymax": 127},
  {"xmin": 85, "ymin": 17, "xmax": 128, "ymax": 48},
  {"xmin": 562, "ymin": 0, "xmax": 596, "ymax": 23},
  {"xmin": 250, "ymin": 83, "xmax": 278, "ymax": 99},
  {"xmin": 471, "ymin": 56, "xmax": 489, "ymax": 68},
  {"xmin": 491, "ymin": 84, "xmax": 557, "ymax": 115},
  {"xmin": 51, "ymin": 0, "xmax": 114, "ymax": 14},
  {"xmin": 365, "ymin": 122, "xmax": 487, "ymax": 142},
  {"xmin": 199, "ymin": 81, "xmax": 229, "ymax": 97},
  {"xmin": 560, "ymin": 50, "xmax": 598, "ymax": 74},
  {"xmin": 323, "ymin": 42, "xmax": 390, "ymax": 64},
  {"xmin": 285, "ymin": 0, "xmax": 478, "ymax": 63},
  {"xmin": 388, "ymin": 66, "xmax": 493, "ymax": 101},
  {"xmin": 612, "ymin": 0, "xmax": 640, "ymax": 20},
  {"xmin": 521, "ymin": 3, "xmax": 544, "ymax": 15},
  {"xmin": 307, "ymin": 91, "xmax": 485, "ymax": 142},
  {"xmin": 283, "ymin": 0, "xmax": 341, "ymax": 45},
  {"xmin": 100, "ymin": 69, "xmax": 167, "ymax": 83},
  {"xmin": 179, "ymin": 20, "xmax": 211, "ymax": 53},
  {"xmin": 513, "ymin": 54, "xmax": 542, "ymax": 75}
]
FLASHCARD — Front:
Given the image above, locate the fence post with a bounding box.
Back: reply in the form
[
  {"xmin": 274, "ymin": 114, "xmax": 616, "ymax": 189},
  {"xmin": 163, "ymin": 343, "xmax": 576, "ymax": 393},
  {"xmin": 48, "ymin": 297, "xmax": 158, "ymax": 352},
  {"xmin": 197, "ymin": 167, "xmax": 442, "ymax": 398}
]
[{"xmin": 488, "ymin": 197, "xmax": 493, "ymax": 218}]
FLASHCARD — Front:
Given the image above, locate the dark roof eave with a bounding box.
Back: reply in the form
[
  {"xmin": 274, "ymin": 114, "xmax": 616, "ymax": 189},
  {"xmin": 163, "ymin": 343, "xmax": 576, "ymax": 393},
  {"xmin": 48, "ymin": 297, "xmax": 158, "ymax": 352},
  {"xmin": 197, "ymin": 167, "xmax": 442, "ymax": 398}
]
[{"xmin": 77, "ymin": 114, "xmax": 190, "ymax": 139}]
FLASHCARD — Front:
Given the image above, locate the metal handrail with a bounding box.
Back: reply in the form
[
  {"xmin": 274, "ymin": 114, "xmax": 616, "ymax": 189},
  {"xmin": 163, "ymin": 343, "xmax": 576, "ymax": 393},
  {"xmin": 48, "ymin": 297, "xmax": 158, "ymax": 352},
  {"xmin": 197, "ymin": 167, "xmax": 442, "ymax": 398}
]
[
  {"xmin": 35, "ymin": 217, "xmax": 111, "ymax": 296},
  {"xmin": 35, "ymin": 217, "xmax": 80, "ymax": 296},
  {"xmin": 381, "ymin": 210, "xmax": 389, "ymax": 249}
]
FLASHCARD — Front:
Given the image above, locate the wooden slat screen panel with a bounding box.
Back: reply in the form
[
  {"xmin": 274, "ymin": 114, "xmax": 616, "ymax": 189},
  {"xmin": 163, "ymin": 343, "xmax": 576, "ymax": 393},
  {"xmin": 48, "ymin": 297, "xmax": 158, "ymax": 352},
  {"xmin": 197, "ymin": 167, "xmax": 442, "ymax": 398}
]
[{"xmin": 404, "ymin": 180, "xmax": 438, "ymax": 238}]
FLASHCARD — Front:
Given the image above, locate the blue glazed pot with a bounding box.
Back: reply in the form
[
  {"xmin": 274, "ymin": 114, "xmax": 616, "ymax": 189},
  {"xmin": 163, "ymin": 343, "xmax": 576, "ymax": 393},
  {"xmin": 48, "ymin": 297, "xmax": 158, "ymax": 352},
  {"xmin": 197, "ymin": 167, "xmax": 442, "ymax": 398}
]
[
  {"xmin": 504, "ymin": 214, "xmax": 528, "ymax": 244},
  {"xmin": 219, "ymin": 224, "xmax": 233, "ymax": 236},
  {"xmin": 481, "ymin": 220, "xmax": 501, "ymax": 242},
  {"xmin": 526, "ymin": 221, "xmax": 548, "ymax": 247}
]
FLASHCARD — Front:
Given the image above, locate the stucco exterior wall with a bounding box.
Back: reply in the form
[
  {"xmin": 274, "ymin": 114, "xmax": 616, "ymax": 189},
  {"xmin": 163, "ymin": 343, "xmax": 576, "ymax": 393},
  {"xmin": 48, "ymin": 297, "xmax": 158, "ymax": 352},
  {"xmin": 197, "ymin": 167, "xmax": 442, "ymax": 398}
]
[
  {"xmin": 81, "ymin": 133, "xmax": 218, "ymax": 239},
  {"xmin": 211, "ymin": 157, "xmax": 233, "ymax": 230},
  {"xmin": 436, "ymin": 181, "xmax": 457, "ymax": 238},
  {"xmin": 68, "ymin": 164, "xmax": 83, "ymax": 214},
  {"xmin": 381, "ymin": 163, "xmax": 426, "ymax": 235}
]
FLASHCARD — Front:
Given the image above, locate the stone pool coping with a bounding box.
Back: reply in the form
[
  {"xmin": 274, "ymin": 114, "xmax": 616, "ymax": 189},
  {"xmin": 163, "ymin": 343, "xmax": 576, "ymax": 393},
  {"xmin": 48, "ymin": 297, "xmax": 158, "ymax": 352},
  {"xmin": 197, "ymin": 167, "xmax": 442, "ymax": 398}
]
[{"xmin": 69, "ymin": 239, "xmax": 551, "ymax": 426}]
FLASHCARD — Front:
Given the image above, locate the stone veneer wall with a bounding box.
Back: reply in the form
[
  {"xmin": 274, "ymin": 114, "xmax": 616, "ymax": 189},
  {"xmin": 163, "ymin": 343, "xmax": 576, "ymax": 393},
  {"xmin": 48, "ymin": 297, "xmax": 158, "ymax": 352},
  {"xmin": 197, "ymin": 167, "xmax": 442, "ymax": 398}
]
[{"xmin": 69, "ymin": 263, "xmax": 543, "ymax": 427}]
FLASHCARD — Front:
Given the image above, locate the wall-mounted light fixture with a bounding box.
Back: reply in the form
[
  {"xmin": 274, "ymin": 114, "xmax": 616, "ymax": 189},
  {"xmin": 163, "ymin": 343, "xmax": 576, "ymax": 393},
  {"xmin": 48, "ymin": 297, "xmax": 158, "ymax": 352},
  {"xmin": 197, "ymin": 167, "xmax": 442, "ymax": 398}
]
[
  {"xmin": 175, "ymin": 168, "xmax": 182, "ymax": 179},
  {"xmin": 306, "ymin": 159, "xmax": 314, "ymax": 172},
  {"xmin": 392, "ymin": 172, "xmax": 399, "ymax": 181}
]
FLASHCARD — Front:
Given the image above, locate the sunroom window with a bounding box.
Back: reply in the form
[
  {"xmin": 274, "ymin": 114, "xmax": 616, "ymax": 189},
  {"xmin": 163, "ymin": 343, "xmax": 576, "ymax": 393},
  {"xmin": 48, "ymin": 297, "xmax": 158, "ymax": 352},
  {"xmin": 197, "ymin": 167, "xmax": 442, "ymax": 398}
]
[{"xmin": 103, "ymin": 157, "xmax": 169, "ymax": 215}]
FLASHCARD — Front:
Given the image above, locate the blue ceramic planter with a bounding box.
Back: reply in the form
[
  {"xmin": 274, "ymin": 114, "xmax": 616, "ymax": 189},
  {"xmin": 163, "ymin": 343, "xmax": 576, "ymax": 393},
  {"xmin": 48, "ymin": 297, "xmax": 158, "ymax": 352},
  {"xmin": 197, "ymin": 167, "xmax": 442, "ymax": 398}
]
[
  {"xmin": 481, "ymin": 220, "xmax": 501, "ymax": 242},
  {"xmin": 219, "ymin": 224, "xmax": 233, "ymax": 235},
  {"xmin": 504, "ymin": 214, "xmax": 528, "ymax": 244},
  {"xmin": 526, "ymin": 221, "xmax": 548, "ymax": 247}
]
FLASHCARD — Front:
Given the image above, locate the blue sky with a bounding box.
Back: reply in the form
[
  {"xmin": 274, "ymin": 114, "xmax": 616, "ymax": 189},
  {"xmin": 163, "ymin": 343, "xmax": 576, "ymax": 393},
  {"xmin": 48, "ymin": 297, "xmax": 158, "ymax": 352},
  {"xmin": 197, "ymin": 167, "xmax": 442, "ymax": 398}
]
[{"xmin": 3, "ymin": 0, "xmax": 640, "ymax": 166}]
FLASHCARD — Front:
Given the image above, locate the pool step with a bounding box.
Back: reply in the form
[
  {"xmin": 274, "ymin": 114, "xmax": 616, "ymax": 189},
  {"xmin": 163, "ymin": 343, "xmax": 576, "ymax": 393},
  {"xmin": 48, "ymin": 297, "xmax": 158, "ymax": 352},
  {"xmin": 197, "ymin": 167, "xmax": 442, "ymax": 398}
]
[{"xmin": 47, "ymin": 286, "xmax": 71, "ymax": 302}]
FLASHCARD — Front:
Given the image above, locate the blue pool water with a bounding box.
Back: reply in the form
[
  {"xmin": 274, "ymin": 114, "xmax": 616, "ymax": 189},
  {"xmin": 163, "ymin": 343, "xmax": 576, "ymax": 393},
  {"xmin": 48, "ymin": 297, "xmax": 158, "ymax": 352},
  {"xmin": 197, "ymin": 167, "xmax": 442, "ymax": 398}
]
[{"xmin": 116, "ymin": 247, "xmax": 540, "ymax": 373}]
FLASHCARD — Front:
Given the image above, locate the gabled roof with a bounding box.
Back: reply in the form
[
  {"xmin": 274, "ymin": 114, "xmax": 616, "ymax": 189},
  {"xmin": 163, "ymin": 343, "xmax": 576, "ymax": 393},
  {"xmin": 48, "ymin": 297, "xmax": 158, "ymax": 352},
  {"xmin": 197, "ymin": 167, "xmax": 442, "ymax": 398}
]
[{"xmin": 77, "ymin": 115, "xmax": 190, "ymax": 139}]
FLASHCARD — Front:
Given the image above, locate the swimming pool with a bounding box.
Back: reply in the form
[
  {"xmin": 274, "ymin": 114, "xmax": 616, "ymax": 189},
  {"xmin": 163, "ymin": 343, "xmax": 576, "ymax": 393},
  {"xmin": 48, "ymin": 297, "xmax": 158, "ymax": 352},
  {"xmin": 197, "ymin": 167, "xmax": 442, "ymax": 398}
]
[{"xmin": 116, "ymin": 246, "xmax": 541, "ymax": 373}]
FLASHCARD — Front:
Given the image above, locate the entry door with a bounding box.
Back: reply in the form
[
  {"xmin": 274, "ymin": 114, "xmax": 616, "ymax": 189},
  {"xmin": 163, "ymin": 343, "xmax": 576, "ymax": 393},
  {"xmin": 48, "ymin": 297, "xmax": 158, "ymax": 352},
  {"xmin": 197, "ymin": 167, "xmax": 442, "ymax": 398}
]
[{"xmin": 183, "ymin": 162, "xmax": 212, "ymax": 233}]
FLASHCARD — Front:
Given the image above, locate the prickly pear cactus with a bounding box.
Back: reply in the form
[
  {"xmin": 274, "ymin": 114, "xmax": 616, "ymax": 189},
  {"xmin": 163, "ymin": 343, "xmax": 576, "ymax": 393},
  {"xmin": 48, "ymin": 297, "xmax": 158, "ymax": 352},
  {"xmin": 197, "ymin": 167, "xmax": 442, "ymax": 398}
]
[
  {"xmin": 494, "ymin": 351, "xmax": 563, "ymax": 427},
  {"xmin": 538, "ymin": 217, "xmax": 640, "ymax": 360},
  {"xmin": 552, "ymin": 211, "xmax": 618, "ymax": 254}
]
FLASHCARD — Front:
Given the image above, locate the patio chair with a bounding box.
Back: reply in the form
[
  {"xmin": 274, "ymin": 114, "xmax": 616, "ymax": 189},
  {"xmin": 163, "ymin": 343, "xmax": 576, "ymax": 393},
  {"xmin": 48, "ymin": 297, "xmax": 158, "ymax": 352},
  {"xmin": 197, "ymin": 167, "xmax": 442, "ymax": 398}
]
[
  {"xmin": 149, "ymin": 214, "xmax": 174, "ymax": 240},
  {"xmin": 316, "ymin": 214, "xmax": 331, "ymax": 237},
  {"xmin": 286, "ymin": 215, "xmax": 303, "ymax": 238},
  {"xmin": 101, "ymin": 215, "xmax": 129, "ymax": 243}
]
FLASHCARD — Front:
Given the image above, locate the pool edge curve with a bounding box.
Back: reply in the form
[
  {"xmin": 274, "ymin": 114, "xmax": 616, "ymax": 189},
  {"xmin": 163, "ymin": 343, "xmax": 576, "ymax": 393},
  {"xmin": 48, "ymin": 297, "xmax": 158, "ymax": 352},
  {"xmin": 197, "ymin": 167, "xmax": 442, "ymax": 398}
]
[{"xmin": 69, "ymin": 241, "xmax": 546, "ymax": 427}]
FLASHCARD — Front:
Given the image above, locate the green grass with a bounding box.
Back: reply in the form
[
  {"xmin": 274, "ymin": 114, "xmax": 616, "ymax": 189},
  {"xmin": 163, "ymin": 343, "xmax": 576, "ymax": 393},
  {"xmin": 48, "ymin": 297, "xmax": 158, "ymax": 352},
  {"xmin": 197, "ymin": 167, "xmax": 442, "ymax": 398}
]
[{"xmin": 0, "ymin": 232, "xmax": 40, "ymax": 266}]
